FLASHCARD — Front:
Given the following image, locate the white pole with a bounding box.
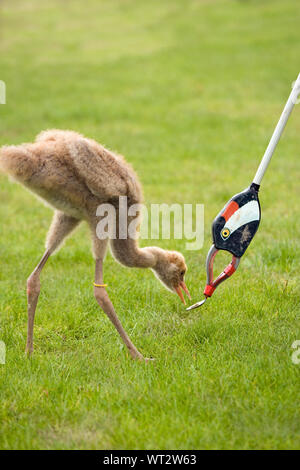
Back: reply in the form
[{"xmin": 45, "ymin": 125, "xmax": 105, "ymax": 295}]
[{"xmin": 253, "ymin": 73, "xmax": 300, "ymax": 186}]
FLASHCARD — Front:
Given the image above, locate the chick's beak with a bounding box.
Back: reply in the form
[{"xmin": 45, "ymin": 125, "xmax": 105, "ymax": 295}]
[
  {"xmin": 174, "ymin": 281, "xmax": 191, "ymax": 305},
  {"xmin": 180, "ymin": 281, "xmax": 191, "ymax": 299}
]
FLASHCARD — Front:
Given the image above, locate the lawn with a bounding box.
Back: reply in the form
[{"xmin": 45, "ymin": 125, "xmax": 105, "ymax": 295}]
[{"xmin": 0, "ymin": 0, "xmax": 299, "ymax": 450}]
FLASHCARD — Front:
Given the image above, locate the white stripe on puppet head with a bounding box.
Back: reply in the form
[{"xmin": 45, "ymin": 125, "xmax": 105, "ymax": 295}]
[{"xmin": 221, "ymin": 200, "xmax": 259, "ymax": 240}]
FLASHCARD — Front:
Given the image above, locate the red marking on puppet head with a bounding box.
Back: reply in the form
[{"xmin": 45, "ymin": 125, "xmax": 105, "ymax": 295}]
[{"xmin": 221, "ymin": 201, "xmax": 239, "ymax": 222}]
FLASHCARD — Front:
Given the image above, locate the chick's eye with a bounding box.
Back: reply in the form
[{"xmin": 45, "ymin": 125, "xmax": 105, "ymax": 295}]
[{"xmin": 180, "ymin": 271, "xmax": 185, "ymax": 276}]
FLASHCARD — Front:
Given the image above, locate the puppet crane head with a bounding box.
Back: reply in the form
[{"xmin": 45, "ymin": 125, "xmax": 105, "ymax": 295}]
[
  {"xmin": 187, "ymin": 184, "xmax": 261, "ymax": 311},
  {"xmin": 212, "ymin": 185, "xmax": 261, "ymax": 258}
]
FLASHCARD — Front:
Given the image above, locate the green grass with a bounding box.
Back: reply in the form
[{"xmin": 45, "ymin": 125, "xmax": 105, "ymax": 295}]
[{"xmin": 0, "ymin": 0, "xmax": 299, "ymax": 450}]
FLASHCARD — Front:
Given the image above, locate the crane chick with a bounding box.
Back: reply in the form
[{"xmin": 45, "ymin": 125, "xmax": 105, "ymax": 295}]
[{"xmin": 0, "ymin": 130, "xmax": 190, "ymax": 361}]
